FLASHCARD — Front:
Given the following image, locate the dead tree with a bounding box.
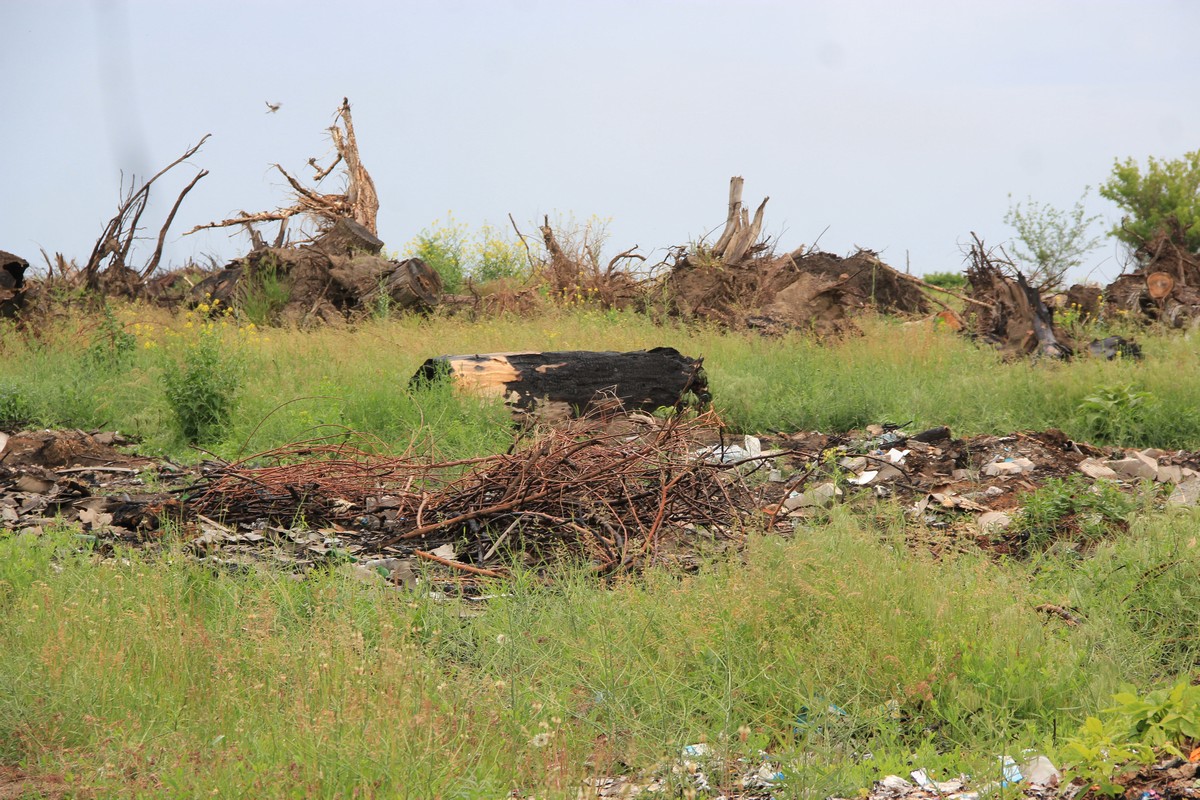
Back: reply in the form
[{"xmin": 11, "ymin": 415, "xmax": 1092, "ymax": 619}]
[
  {"xmin": 187, "ymin": 98, "xmax": 379, "ymax": 241},
  {"xmin": 84, "ymin": 135, "xmax": 211, "ymax": 290},
  {"xmin": 711, "ymin": 176, "xmax": 769, "ymax": 264},
  {"xmin": 966, "ymin": 233, "xmax": 1071, "ymax": 359}
]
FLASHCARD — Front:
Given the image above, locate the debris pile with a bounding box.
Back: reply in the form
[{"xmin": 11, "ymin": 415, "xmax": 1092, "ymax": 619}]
[
  {"xmin": 6, "ymin": 416, "xmax": 1200, "ymax": 576},
  {"xmin": 189, "ymin": 414, "xmax": 754, "ymax": 575},
  {"xmin": 1103, "ymin": 221, "xmax": 1200, "ymax": 328},
  {"xmin": 965, "ymin": 234, "xmax": 1072, "ymax": 359},
  {"xmin": 0, "ymin": 429, "xmax": 180, "ymax": 539},
  {"xmin": 665, "ymin": 178, "xmax": 929, "ymax": 336},
  {"xmin": 769, "ymin": 422, "xmax": 1200, "ymax": 556},
  {"xmin": 181, "ymin": 99, "xmax": 441, "ymax": 323}
]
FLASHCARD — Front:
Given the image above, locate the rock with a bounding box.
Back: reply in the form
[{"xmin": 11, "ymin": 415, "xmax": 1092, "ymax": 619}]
[
  {"xmin": 1105, "ymin": 456, "xmax": 1158, "ymax": 481},
  {"xmin": 839, "ymin": 456, "xmax": 867, "ymax": 472},
  {"xmin": 983, "ymin": 458, "xmax": 1033, "ymax": 477},
  {"xmin": 875, "ymin": 464, "xmax": 905, "ymax": 482},
  {"xmin": 1168, "ymin": 477, "xmax": 1200, "ymax": 507},
  {"xmin": 978, "ymin": 511, "xmax": 1013, "ymax": 533},
  {"xmin": 1156, "ymin": 465, "xmax": 1183, "ymax": 484},
  {"xmin": 1021, "ymin": 755, "xmax": 1061, "ymax": 787},
  {"xmin": 784, "ymin": 482, "xmax": 842, "ymax": 510},
  {"xmin": 1078, "ymin": 458, "xmax": 1120, "ymax": 481}
]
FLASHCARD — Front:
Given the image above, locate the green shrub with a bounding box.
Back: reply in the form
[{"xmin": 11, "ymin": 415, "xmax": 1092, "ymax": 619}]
[
  {"xmin": 161, "ymin": 325, "xmax": 244, "ymax": 444},
  {"xmin": 1100, "ymin": 149, "xmax": 1200, "ymax": 256},
  {"xmin": 922, "ymin": 271, "xmax": 967, "ymax": 290},
  {"xmin": 406, "ymin": 216, "xmax": 468, "ymax": 293},
  {"xmin": 85, "ymin": 304, "xmax": 136, "ymax": 370},
  {"xmin": 0, "ymin": 381, "xmax": 33, "ymax": 428},
  {"xmin": 1017, "ymin": 475, "xmax": 1138, "ymax": 548},
  {"xmin": 1063, "ymin": 681, "xmax": 1200, "ymax": 795},
  {"xmin": 1075, "ymin": 383, "xmax": 1156, "ymax": 445}
]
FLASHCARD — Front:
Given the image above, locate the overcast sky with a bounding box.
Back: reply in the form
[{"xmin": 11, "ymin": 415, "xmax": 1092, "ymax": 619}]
[{"xmin": 3, "ymin": 0, "xmax": 1198, "ymax": 283}]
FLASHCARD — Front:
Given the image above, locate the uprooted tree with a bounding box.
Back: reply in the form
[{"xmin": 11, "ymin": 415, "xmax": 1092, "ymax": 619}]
[
  {"xmin": 183, "ymin": 98, "xmax": 440, "ymax": 323},
  {"xmin": 664, "ymin": 176, "xmax": 928, "ymax": 336},
  {"xmin": 72, "ymin": 135, "xmax": 212, "ymax": 297}
]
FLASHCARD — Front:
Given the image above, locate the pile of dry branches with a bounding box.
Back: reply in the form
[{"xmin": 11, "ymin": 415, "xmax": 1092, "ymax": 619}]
[{"xmin": 189, "ymin": 414, "xmax": 758, "ymax": 575}]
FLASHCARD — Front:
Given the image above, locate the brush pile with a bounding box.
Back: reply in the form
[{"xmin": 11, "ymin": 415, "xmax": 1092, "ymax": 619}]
[
  {"xmin": 189, "ymin": 414, "xmax": 757, "ymax": 575},
  {"xmin": 664, "ymin": 178, "xmax": 928, "ymax": 336}
]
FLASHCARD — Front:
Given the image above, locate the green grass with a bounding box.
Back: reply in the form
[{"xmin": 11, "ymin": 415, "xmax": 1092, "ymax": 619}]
[
  {"xmin": 3, "ymin": 304, "xmax": 1200, "ymax": 796},
  {"xmin": 3, "ymin": 305, "xmax": 1200, "ymax": 461},
  {"xmin": 1, "ymin": 511, "xmax": 1198, "ymax": 797}
]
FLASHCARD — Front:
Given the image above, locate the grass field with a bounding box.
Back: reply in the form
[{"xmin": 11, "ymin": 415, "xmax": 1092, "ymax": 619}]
[{"xmin": 1, "ymin": 305, "xmax": 1199, "ymax": 798}]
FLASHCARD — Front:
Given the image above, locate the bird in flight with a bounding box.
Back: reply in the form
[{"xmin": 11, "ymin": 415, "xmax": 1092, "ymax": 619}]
[{"xmin": 265, "ymin": 101, "xmax": 281, "ymax": 114}]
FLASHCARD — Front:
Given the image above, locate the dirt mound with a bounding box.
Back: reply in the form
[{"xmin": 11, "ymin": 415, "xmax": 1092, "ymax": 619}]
[
  {"xmin": 192, "ymin": 242, "xmax": 441, "ymax": 325},
  {"xmin": 0, "ymin": 429, "xmax": 144, "ymax": 470},
  {"xmin": 668, "ymin": 247, "xmax": 929, "ymax": 336}
]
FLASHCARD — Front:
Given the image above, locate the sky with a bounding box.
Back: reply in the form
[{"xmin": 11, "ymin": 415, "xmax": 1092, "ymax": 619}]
[{"xmin": 3, "ymin": 0, "xmax": 1199, "ymax": 284}]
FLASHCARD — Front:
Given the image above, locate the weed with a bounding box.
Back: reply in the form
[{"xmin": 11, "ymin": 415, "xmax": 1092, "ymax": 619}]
[
  {"xmin": 238, "ymin": 254, "xmax": 290, "ymax": 326},
  {"xmin": 1075, "ymin": 383, "xmax": 1156, "ymax": 445},
  {"xmin": 84, "ymin": 303, "xmax": 136, "ymax": 369},
  {"xmin": 161, "ymin": 324, "xmax": 244, "ymax": 444},
  {"xmin": 1063, "ymin": 680, "xmax": 1200, "ymax": 795},
  {"xmin": 0, "ymin": 381, "xmax": 33, "ymax": 427},
  {"xmin": 1017, "ymin": 475, "xmax": 1138, "ymax": 548}
]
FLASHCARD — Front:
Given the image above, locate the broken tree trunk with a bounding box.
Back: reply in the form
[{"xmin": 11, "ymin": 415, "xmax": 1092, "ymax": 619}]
[
  {"xmin": 361, "ymin": 258, "xmax": 442, "ymax": 310},
  {"xmin": 966, "ymin": 233, "xmax": 1072, "ymax": 359},
  {"xmin": 186, "ymin": 98, "xmax": 378, "ymax": 241},
  {"xmin": 711, "ymin": 176, "xmax": 769, "ymax": 265},
  {"xmin": 411, "ymin": 347, "xmax": 710, "ymax": 420}
]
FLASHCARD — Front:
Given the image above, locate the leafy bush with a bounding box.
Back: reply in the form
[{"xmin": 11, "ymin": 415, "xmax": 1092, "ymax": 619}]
[
  {"xmin": 922, "ymin": 271, "xmax": 967, "ymax": 290},
  {"xmin": 1063, "ymin": 681, "xmax": 1200, "ymax": 795},
  {"xmin": 1075, "ymin": 383, "xmax": 1156, "ymax": 445},
  {"xmin": 472, "ymin": 222, "xmax": 529, "ymax": 282},
  {"xmin": 405, "ymin": 216, "xmax": 469, "ymax": 293},
  {"xmin": 1100, "ymin": 149, "xmax": 1200, "ymax": 256},
  {"xmin": 161, "ymin": 325, "xmax": 244, "ymax": 444},
  {"xmin": 1004, "ymin": 189, "xmax": 1102, "ymax": 291},
  {"xmin": 403, "ymin": 216, "xmax": 531, "ymax": 293}
]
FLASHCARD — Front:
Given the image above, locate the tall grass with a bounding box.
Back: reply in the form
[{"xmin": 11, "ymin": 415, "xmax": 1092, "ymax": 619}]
[
  {"xmin": 3, "ymin": 306, "xmax": 1199, "ymax": 459},
  {"xmin": 2, "ymin": 508, "xmax": 1199, "ymax": 797}
]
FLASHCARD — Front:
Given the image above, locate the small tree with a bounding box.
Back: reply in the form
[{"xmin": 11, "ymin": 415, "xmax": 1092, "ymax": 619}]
[
  {"xmin": 1099, "ymin": 149, "xmax": 1200, "ymax": 256},
  {"xmin": 1004, "ymin": 189, "xmax": 1102, "ymax": 291}
]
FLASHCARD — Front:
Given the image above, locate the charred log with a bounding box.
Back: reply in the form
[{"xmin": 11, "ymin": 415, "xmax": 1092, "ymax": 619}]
[{"xmin": 412, "ymin": 347, "xmax": 710, "ymax": 420}]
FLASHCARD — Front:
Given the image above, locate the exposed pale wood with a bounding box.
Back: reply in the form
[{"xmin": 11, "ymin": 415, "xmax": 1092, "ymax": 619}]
[
  {"xmin": 412, "ymin": 348, "xmax": 710, "ymax": 418},
  {"xmin": 712, "ymin": 176, "xmax": 744, "ymax": 255},
  {"xmin": 330, "ymin": 98, "xmax": 379, "ymax": 235}
]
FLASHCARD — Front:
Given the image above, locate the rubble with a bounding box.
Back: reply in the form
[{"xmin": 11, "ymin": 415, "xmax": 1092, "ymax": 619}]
[{"xmin": 6, "ymin": 414, "xmax": 1200, "ymax": 578}]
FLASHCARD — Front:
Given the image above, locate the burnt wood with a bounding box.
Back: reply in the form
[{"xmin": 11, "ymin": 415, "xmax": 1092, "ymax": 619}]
[{"xmin": 412, "ymin": 347, "xmax": 710, "ymax": 417}]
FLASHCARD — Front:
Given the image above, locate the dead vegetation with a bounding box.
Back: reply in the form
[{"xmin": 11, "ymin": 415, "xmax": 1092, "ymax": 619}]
[{"xmin": 664, "ymin": 177, "xmax": 929, "ymax": 336}]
